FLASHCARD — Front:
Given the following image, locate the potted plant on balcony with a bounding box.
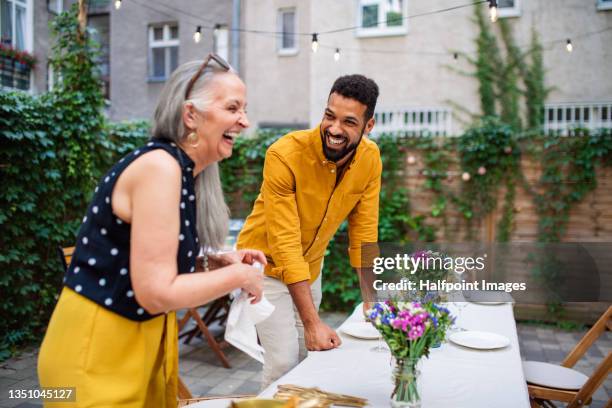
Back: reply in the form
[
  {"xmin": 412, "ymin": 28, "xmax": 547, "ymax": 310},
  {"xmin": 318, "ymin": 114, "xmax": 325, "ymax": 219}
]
[{"xmin": 0, "ymin": 44, "xmax": 37, "ymax": 89}]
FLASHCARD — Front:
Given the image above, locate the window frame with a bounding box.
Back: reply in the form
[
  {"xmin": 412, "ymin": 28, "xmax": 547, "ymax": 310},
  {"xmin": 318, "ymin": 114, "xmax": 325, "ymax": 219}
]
[
  {"xmin": 1, "ymin": 0, "xmax": 33, "ymax": 52},
  {"xmin": 277, "ymin": 7, "xmax": 298, "ymax": 56},
  {"xmin": 497, "ymin": 0, "xmax": 521, "ymax": 18},
  {"xmin": 356, "ymin": 0, "xmax": 408, "ymax": 38},
  {"xmin": 147, "ymin": 23, "xmax": 179, "ymax": 82},
  {"xmin": 597, "ymin": 0, "xmax": 612, "ymax": 11}
]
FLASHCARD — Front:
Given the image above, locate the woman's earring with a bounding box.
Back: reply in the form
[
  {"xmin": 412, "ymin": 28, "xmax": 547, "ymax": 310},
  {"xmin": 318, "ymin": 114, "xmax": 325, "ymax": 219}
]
[{"xmin": 187, "ymin": 131, "xmax": 199, "ymax": 148}]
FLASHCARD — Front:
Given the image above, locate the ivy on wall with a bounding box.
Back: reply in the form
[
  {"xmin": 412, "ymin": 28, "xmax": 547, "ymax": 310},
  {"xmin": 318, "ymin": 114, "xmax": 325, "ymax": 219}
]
[{"xmin": 0, "ymin": 5, "xmax": 149, "ymax": 360}]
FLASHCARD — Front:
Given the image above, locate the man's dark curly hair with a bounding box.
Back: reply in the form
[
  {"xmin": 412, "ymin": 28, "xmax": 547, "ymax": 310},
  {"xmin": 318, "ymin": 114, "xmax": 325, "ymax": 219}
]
[{"xmin": 329, "ymin": 74, "xmax": 379, "ymax": 120}]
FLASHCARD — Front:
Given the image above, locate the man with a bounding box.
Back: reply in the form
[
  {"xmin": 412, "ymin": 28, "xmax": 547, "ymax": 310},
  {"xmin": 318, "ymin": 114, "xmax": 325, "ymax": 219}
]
[{"xmin": 237, "ymin": 74, "xmax": 381, "ymax": 388}]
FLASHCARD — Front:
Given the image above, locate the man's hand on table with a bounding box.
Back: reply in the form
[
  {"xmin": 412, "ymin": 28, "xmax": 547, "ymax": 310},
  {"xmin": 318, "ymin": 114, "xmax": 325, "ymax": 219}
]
[{"xmin": 304, "ymin": 320, "xmax": 342, "ymax": 351}]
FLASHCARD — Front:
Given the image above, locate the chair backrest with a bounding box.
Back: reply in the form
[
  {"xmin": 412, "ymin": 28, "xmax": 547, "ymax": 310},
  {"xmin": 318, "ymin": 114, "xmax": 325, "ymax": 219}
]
[
  {"xmin": 563, "ymin": 305, "xmax": 612, "ymax": 408},
  {"xmin": 58, "ymin": 246, "xmax": 75, "ymax": 272},
  {"xmin": 562, "ymin": 305, "xmax": 612, "ymax": 368}
]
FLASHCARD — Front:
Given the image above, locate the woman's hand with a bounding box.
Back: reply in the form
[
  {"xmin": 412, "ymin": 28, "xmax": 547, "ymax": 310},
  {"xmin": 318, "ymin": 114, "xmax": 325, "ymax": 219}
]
[
  {"xmin": 236, "ymin": 263, "xmax": 264, "ymax": 303},
  {"xmin": 207, "ymin": 249, "xmax": 267, "ymax": 269}
]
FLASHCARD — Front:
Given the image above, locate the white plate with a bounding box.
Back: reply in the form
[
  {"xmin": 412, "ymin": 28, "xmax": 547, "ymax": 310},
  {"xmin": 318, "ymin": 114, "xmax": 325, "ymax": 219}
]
[
  {"xmin": 340, "ymin": 322, "xmax": 380, "ymax": 340},
  {"xmin": 449, "ymin": 330, "xmax": 510, "ymax": 350},
  {"xmin": 462, "ymin": 290, "xmax": 513, "ymax": 305}
]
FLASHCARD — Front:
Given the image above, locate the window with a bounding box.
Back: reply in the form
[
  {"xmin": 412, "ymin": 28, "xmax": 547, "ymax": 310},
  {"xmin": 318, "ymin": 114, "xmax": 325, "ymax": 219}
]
[
  {"xmin": 1, "ymin": 0, "xmax": 32, "ymax": 51},
  {"xmin": 47, "ymin": 0, "xmax": 62, "ymax": 14},
  {"xmin": 598, "ymin": 0, "xmax": 612, "ymax": 10},
  {"xmin": 357, "ymin": 0, "xmax": 407, "ymax": 38},
  {"xmin": 213, "ymin": 24, "xmax": 229, "ymax": 62},
  {"xmin": 277, "ymin": 8, "xmax": 297, "ymax": 55},
  {"xmin": 148, "ymin": 23, "xmax": 178, "ymax": 81},
  {"xmin": 1, "ymin": 0, "xmax": 32, "ymax": 90},
  {"xmin": 497, "ymin": 0, "xmax": 521, "ymax": 18}
]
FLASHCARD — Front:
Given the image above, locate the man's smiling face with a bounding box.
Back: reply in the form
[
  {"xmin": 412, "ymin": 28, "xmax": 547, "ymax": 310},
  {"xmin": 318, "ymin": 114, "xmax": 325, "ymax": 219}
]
[{"xmin": 320, "ymin": 92, "xmax": 374, "ymax": 163}]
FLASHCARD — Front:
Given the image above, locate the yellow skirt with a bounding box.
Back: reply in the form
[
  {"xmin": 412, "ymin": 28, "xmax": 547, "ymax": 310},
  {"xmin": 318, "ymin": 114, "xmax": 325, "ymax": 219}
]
[{"xmin": 38, "ymin": 287, "xmax": 178, "ymax": 407}]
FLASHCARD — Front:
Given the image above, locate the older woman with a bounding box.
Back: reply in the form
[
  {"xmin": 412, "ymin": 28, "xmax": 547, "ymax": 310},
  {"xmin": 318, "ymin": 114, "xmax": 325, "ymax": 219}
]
[{"xmin": 37, "ymin": 54, "xmax": 264, "ymax": 407}]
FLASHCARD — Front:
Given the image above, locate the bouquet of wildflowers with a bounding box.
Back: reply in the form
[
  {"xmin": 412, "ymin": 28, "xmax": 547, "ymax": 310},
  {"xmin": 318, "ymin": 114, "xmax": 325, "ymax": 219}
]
[
  {"xmin": 367, "ymin": 300, "xmax": 453, "ymax": 359},
  {"xmin": 367, "ymin": 300, "xmax": 454, "ymax": 407}
]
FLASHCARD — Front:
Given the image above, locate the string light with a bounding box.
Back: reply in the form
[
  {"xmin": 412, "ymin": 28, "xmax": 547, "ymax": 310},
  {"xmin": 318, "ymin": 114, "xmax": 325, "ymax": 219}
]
[
  {"xmin": 489, "ymin": 0, "xmax": 498, "ymax": 22},
  {"xmin": 311, "ymin": 33, "xmax": 319, "ymax": 53},
  {"xmin": 566, "ymin": 39, "xmax": 573, "ymax": 52},
  {"xmin": 214, "ymin": 24, "xmax": 221, "ymax": 37},
  {"xmin": 334, "ymin": 48, "xmax": 340, "ymax": 62},
  {"xmin": 193, "ymin": 26, "xmax": 202, "ymax": 43},
  {"xmin": 462, "ymin": 172, "xmax": 471, "ymax": 181},
  {"xmin": 114, "ymin": 0, "xmax": 122, "ymax": 10}
]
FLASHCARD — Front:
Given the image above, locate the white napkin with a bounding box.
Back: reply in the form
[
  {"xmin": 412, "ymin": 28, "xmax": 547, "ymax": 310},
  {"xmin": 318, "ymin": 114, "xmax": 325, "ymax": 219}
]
[{"xmin": 224, "ymin": 262, "xmax": 274, "ymax": 363}]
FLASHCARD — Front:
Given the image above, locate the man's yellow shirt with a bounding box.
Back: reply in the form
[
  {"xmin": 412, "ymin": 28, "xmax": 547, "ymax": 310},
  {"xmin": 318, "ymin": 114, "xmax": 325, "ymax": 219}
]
[{"xmin": 237, "ymin": 124, "xmax": 382, "ymax": 285}]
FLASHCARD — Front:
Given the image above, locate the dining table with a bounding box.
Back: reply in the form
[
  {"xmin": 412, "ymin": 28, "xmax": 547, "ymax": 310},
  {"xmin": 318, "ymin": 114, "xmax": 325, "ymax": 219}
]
[{"xmin": 188, "ymin": 300, "xmax": 531, "ymax": 407}]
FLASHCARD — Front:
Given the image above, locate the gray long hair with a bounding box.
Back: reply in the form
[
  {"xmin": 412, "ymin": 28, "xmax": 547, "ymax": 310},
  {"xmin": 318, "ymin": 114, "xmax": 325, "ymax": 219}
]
[{"xmin": 152, "ymin": 60, "xmax": 234, "ymax": 251}]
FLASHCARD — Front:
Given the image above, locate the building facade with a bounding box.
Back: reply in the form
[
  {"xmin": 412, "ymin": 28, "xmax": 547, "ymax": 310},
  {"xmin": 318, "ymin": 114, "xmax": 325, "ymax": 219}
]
[
  {"xmin": 1, "ymin": 0, "xmax": 238, "ymax": 123},
  {"xmin": 241, "ymin": 0, "xmax": 612, "ymax": 135},
  {"xmin": 4, "ymin": 0, "xmax": 611, "ymax": 133}
]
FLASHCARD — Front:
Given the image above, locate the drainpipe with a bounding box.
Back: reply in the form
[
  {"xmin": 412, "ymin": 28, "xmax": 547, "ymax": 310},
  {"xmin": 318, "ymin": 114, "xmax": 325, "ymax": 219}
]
[{"xmin": 231, "ymin": 0, "xmax": 240, "ymax": 73}]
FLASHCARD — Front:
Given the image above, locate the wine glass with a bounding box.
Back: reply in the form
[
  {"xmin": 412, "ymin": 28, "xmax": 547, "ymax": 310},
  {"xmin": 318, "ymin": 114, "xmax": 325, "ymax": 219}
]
[{"xmin": 370, "ymin": 333, "xmax": 389, "ymax": 353}]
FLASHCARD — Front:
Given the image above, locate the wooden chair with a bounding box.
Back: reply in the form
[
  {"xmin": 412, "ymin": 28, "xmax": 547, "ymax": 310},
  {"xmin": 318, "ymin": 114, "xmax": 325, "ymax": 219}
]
[
  {"xmin": 58, "ymin": 246, "xmax": 196, "ymax": 400},
  {"xmin": 177, "ymin": 298, "xmax": 233, "ymax": 369},
  {"xmin": 58, "ymin": 246, "xmax": 75, "ymax": 271},
  {"xmin": 524, "ymin": 305, "xmax": 612, "ymax": 408}
]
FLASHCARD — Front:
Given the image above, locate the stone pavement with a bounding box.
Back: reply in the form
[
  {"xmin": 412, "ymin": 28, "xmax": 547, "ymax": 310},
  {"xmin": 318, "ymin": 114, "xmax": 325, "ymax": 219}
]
[{"xmin": 1, "ymin": 313, "xmax": 610, "ymax": 407}]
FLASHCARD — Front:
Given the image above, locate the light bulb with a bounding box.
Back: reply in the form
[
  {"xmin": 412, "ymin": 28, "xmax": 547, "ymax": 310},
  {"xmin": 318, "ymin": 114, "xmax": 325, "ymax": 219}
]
[
  {"xmin": 311, "ymin": 33, "xmax": 319, "ymax": 53},
  {"xmin": 334, "ymin": 48, "xmax": 340, "ymax": 62},
  {"xmin": 194, "ymin": 26, "xmax": 202, "ymax": 43},
  {"xmin": 489, "ymin": 0, "xmax": 498, "ymax": 22},
  {"xmin": 566, "ymin": 39, "xmax": 573, "ymax": 52},
  {"xmin": 489, "ymin": 6, "xmax": 497, "ymax": 22},
  {"xmin": 114, "ymin": 0, "xmax": 121, "ymax": 10}
]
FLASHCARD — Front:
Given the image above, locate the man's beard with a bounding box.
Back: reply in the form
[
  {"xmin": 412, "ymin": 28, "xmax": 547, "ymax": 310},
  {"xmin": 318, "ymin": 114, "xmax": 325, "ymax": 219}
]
[{"xmin": 320, "ymin": 127, "xmax": 364, "ymax": 163}]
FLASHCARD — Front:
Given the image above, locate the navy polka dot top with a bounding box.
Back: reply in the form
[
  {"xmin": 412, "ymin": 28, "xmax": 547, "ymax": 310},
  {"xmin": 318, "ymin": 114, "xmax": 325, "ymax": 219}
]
[{"xmin": 63, "ymin": 138, "xmax": 200, "ymax": 321}]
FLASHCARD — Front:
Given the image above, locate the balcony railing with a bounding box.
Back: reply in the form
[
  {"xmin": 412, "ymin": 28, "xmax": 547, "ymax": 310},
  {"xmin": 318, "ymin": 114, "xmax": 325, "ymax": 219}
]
[
  {"xmin": 372, "ymin": 107, "xmax": 453, "ymax": 136},
  {"xmin": 0, "ymin": 55, "xmax": 31, "ymax": 91},
  {"xmin": 544, "ymin": 102, "xmax": 612, "ymax": 135}
]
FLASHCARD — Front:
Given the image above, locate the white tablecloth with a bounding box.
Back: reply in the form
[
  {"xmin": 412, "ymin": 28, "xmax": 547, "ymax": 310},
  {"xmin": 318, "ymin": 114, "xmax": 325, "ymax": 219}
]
[{"xmin": 190, "ymin": 302, "xmax": 530, "ymax": 408}]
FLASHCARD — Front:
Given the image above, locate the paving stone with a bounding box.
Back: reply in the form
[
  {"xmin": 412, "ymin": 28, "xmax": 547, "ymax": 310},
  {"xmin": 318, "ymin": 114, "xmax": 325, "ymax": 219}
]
[
  {"xmin": 187, "ymin": 363, "xmax": 219, "ymax": 378},
  {"xmin": 235, "ymin": 380, "xmax": 261, "ymax": 395},
  {"xmin": 229, "ymin": 370, "xmax": 256, "ymax": 380},
  {"xmin": 592, "ymin": 387, "xmax": 608, "ymax": 402},
  {"xmin": 179, "ymin": 359, "xmax": 201, "ymax": 373},
  {"xmin": 543, "ymin": 348, "xmax": 566, "ymax": 362},
  {"xmin": 188, "ymin": 383, "xmax": 212, "ymax": 397},
  {"xmin": 207, "ymin": 378, "xmax": 248, "ymax": 395}
]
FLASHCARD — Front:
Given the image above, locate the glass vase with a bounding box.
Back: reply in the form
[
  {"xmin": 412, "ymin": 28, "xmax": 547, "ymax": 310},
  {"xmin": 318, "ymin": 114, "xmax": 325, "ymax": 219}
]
[{"xmin": 390, "ymin": 358, "xmax": 421, "ymax": 408}]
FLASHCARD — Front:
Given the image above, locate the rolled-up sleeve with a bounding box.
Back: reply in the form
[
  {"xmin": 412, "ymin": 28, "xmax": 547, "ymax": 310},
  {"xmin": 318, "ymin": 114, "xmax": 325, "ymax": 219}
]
[
  {"xmin": 348, "ymin": 153, "xmax": 382, "ymax": 267},
  {"xmin": 262, "ymin": 149, "xmax": 310, "ymax": 284}
]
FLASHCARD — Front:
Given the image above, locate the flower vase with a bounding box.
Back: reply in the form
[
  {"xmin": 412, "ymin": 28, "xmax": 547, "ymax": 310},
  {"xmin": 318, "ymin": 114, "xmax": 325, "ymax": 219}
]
[{"xmin": 391, "ymin": 358, "xmax": 421, "ymax": 408}]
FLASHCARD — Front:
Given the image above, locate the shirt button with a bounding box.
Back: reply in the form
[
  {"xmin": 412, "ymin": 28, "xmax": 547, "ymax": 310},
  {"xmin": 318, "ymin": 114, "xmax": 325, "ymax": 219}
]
[
  {"xmin": 315, "ymin": 236, "xmax": 319, "ymax": 240},
  {"xmin": 331, "ymin": 169, "xmax": 336, "ymax": 173},
  {"xmin": 324, "ymin": 217, "xmax": 328, "ymax": 221}
]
